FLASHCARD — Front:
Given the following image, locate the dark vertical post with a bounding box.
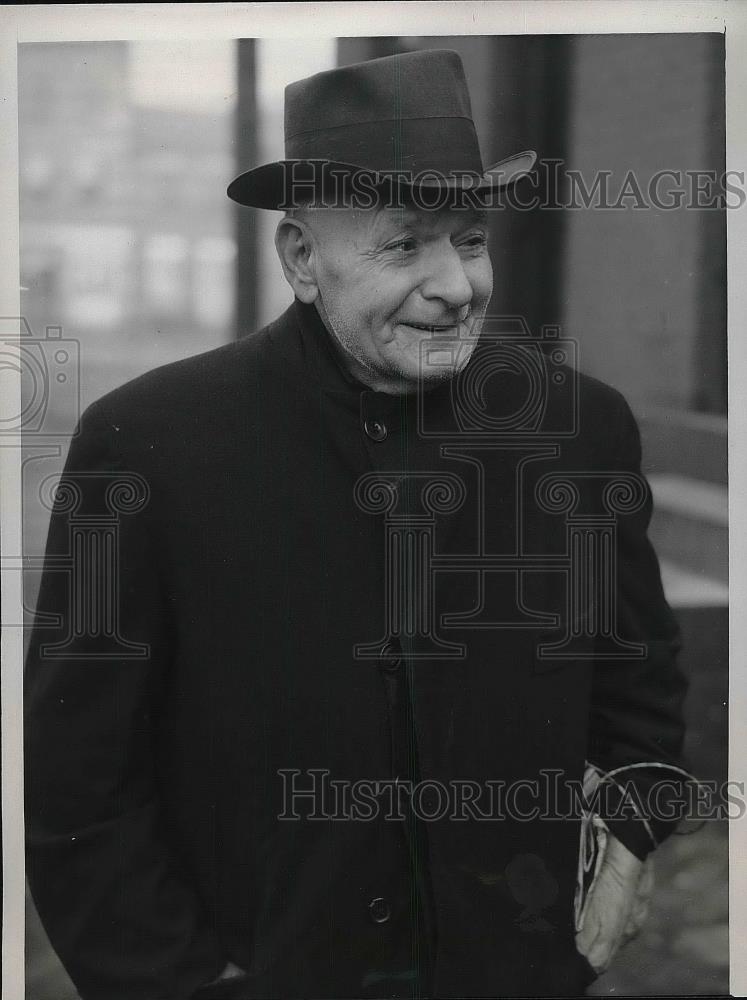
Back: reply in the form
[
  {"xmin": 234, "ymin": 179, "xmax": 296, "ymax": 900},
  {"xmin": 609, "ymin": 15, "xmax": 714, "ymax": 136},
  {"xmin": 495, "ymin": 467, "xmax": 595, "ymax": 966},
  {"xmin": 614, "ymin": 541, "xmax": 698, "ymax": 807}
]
[
  {"xmin": 487, "ymin": 35, "xmax": 572, "ymax": 337},
  {"xmin": 530, "ymin": 36, "xmax": 572, "ymax": 336},
  {"xmin": 692, "ymin": 33, "xmax": 726, "ymax": 415},
  {"xmin": 235, "ymin": 38, "xmax": 258, "ymax": 339}
]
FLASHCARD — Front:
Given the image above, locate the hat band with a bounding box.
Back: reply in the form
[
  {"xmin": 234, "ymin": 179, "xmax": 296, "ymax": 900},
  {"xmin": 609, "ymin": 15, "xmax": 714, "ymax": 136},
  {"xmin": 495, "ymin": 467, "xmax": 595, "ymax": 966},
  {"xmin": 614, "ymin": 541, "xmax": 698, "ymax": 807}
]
[{"xmin": 285, "ymin": 117, "xmax": 484, "ymax": 178}]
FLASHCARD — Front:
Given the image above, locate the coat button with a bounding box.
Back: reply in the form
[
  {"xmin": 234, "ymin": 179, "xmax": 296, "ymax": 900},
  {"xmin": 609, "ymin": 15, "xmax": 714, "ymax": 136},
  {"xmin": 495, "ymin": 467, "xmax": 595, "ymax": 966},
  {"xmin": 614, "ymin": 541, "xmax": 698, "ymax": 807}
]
[
  {"xmin": 368, "ymin": 897, "xmax": 392, "ymax": 924},
  {"xmin": 364, "ymin": 419, "xmax": 387, "ymax": 442},
  {"xmin": 379, "ymin": 641, "xmax": 401, "ymax": 673}
]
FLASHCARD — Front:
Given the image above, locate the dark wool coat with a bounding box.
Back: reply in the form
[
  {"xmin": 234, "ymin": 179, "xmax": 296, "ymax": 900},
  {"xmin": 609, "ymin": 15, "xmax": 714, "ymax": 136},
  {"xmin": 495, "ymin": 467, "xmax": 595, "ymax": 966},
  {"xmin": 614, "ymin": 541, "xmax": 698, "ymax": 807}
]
[{"xmin": 25, "ymin": 300, "xmax": 688, "ymax": 1000}]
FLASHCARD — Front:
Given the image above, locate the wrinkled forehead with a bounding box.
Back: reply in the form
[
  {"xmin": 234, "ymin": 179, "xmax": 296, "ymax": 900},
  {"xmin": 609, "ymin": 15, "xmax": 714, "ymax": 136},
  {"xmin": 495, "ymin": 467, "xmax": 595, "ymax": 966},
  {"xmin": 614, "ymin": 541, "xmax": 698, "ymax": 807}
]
[
  {"xmin": 371, "ymin": 202, "xmax": 488, "ymax": 233},
  {"xmin": 307, "ymin": 201, "xmax": 488, "ymax": 243}
]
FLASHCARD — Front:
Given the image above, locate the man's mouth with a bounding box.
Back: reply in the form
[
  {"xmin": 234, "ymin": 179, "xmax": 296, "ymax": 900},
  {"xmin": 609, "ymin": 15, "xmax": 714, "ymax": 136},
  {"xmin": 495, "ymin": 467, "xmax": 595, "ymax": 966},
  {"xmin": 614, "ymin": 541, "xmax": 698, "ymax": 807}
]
[{"xmin": 403, "ymin": 321, "xmax": 463, "ymax": 333}]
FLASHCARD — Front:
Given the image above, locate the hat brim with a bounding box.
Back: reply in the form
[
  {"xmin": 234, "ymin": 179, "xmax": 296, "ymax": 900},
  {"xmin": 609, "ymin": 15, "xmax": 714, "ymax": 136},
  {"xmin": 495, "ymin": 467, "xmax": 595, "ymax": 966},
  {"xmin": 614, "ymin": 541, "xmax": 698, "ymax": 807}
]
[{"xmin": 226, "ymin": 150, "xmax": 537, "ymax": 210}]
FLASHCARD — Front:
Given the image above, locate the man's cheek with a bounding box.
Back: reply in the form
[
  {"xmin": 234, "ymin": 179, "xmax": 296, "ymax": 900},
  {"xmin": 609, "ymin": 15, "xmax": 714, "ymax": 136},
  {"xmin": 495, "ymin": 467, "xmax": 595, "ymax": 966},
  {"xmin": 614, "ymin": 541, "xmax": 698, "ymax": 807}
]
[{"xmin": 471, "ymin": 258, "xmax": 493, "ymax": 304}]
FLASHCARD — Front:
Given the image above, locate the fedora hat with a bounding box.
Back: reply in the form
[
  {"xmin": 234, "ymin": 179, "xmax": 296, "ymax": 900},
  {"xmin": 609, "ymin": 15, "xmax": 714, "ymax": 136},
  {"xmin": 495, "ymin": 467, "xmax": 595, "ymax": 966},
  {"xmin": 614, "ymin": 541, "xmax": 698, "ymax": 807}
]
[{"xmin": 227, "ymin": 48, "xmax": 537, "ymax": 210}]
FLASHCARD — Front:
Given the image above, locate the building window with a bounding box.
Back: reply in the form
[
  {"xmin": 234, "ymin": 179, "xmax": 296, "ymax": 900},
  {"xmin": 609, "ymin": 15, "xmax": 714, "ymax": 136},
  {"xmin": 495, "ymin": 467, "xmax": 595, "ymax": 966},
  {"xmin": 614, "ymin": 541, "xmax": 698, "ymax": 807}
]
[{"xmin": 143, "ymin": 233, "xmax": 189, "ymax": 318}]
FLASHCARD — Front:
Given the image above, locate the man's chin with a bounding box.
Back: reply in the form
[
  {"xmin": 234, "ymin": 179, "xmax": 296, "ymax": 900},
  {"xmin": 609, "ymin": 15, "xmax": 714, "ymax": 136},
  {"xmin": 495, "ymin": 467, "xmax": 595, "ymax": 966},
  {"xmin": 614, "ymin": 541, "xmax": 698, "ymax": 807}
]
[
  {"xmin": 417, "ymin": 364, "xmax": 463, "ymax": 386},
  {"xmin": 377, "ymin": 342, "xmax": 478, "ymax": 392},
  {"xmin": 415, "ymin": 342, "xmax": 478, "ymax": 384},
  {"xmin": 390, "ymin": 361, "xmax": 468, "ymax": 391}
]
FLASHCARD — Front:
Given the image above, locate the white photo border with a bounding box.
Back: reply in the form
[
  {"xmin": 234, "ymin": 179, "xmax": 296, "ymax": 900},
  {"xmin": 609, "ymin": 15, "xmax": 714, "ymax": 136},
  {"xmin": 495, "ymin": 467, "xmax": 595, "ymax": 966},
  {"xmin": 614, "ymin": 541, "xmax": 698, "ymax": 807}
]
[{"xmin": 1, "ymin": 3, "xmax": 743, "ymax": 997}]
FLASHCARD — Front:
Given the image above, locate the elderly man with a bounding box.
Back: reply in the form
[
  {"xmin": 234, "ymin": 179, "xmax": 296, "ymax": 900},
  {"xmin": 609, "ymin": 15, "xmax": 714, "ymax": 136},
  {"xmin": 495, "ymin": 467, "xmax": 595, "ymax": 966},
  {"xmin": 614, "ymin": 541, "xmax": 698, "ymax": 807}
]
[{"xmin": 25, "ymin": 50, "xmax": 687, "ymax": 1000}]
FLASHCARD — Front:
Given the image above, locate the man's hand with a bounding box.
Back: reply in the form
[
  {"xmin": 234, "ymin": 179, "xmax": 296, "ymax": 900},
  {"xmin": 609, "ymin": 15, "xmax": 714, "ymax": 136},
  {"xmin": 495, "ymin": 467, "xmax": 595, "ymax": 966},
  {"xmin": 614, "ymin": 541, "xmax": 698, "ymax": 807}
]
[
  {"xmin": 215, "ymin": 961, "xmax": 246, "ymax": 981},
  {"xmin": 191, "ymin": 961, "xmax": 248, "ymax": 999},
  {"xmin": 575, "ymin": 833, "xmax": 654, "ymax": 975}
]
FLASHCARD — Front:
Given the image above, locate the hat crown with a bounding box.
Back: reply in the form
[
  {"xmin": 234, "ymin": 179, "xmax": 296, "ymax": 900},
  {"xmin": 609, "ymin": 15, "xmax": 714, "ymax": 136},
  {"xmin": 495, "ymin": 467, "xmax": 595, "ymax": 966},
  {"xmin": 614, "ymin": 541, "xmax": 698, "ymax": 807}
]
[
  {"xmin": 285, "ymin": 49, "xmax": 474, "ymax": 139},
  {"xmin": 226, "ymin": 47, "xmax": 537, "ymax": 209}
]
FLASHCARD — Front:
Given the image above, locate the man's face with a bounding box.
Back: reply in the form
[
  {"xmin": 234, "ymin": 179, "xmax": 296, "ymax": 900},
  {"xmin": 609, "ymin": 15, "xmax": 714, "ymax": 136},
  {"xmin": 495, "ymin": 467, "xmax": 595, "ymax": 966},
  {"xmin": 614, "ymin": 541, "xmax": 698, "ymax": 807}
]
[{"xmin": 303, "ymin": 202, "xmax": 493, "ymax": 392}]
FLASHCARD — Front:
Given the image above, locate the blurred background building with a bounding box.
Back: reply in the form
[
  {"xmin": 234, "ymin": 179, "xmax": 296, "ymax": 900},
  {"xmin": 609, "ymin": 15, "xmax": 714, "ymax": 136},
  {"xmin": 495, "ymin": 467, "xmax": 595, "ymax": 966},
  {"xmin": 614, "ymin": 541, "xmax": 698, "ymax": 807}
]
[{"xmin": 19, "ymin": 34, "xmax": 727, "ymax": 998}]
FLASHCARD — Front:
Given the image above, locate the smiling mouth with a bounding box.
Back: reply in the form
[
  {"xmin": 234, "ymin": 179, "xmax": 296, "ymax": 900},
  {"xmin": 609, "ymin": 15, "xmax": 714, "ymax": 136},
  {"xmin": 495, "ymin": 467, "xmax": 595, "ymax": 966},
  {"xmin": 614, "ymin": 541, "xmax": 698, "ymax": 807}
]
[{"xmin": 404, "ymin": 321, "xmax": 463, "ymax": 333}]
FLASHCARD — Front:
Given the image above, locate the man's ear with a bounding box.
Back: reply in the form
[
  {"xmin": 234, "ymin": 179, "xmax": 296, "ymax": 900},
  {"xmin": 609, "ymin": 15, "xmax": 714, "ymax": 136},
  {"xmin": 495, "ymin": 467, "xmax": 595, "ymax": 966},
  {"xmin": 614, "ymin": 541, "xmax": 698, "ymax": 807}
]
[{"xmin": 275, "ymin": 216, "xmax": 319, "ymax": 303}]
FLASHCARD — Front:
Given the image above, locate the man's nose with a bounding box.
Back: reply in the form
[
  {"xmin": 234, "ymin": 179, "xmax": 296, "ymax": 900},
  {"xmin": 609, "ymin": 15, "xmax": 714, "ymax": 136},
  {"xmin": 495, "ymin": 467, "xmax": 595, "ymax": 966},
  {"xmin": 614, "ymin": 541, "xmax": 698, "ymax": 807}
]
[{"xmin": 420, "ymin": 245, "xmax": 473, "ymax": 310}]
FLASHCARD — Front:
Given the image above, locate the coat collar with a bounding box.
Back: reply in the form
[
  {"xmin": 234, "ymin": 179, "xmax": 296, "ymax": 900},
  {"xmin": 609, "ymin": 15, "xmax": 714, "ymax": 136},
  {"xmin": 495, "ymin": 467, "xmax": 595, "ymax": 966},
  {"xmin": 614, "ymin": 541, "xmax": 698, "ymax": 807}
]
[
  {"xmin": 279, "ymin": 298, "xmax": 462, "ymax": 425},
  {"xmin": 292, "ymin": 298, "xmax": 369, "ymax": 396},
  {"xmin": 268, "ymin": 298, "xmax": 539, "ymax": 441}
]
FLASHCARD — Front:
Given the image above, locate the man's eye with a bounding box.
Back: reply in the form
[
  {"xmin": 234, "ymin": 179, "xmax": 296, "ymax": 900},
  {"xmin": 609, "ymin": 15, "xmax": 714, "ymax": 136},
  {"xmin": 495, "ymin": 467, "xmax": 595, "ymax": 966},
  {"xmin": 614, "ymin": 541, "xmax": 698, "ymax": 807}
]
[
  {"xmin": 388, "ymin": 238, "xmax": 418, "ymax": 253},
  {"xmin": 459, "ymin": 233, "xmax": 488, "ymax": 249}
]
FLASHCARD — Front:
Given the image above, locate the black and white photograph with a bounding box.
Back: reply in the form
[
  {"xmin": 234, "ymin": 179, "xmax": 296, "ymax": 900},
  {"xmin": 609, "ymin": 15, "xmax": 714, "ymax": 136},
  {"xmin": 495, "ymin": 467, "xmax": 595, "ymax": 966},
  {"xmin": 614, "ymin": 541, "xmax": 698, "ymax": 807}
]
[{"xmin": 1, "ymin": 4, "xmax": 744, "ymax": 999}]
